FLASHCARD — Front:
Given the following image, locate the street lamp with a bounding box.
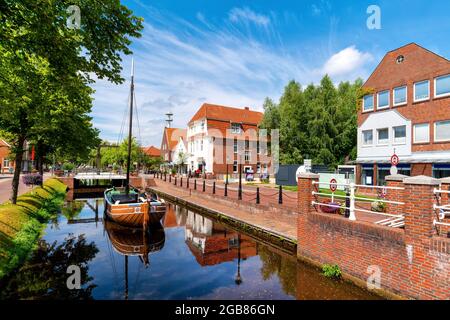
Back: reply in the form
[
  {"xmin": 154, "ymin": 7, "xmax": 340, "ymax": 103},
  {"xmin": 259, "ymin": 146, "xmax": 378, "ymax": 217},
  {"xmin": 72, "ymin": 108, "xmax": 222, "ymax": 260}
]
[
  {"xmin": 238, "ymin": 154, "xmax": 242, "ymax": 200},
  {"xmin": 226, "ymin": 155, "xmax": 230, "ymax": 185}
]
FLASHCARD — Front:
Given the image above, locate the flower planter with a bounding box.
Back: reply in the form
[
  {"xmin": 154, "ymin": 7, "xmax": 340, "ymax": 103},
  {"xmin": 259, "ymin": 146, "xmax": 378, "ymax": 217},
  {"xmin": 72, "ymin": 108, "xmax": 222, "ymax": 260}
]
[{"xmin": 320, "ymin": 201, "xmax": 341, "ymax": 214}]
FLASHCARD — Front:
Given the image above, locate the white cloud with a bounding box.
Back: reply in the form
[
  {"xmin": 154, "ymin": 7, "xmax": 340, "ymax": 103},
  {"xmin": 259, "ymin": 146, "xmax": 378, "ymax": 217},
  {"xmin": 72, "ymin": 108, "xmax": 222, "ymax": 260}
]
[
  {"xmin": 90, "ymin": 7, "xmax": 371, "ymax": 147},
  {"xmin": 228, "ymin": 7, "xmax": 270, "ymax": 26},
  {"xmin": 321, "ymin": 46, "xmax": 373, "ymax": 78}
]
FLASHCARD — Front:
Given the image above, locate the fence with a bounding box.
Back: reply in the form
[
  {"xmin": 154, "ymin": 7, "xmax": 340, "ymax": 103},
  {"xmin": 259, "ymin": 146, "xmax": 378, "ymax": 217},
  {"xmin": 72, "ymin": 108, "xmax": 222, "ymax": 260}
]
[
  {"xmin": 433, "ymin": 187, "xmax": 450, "ymax": 236},
  {"xmin": 153, "ymin": 172, "xmax": 298, "ymax": 209},
  {"xmin": 311, "ymin": 181, "xmax": 405, "ymax": 228}
]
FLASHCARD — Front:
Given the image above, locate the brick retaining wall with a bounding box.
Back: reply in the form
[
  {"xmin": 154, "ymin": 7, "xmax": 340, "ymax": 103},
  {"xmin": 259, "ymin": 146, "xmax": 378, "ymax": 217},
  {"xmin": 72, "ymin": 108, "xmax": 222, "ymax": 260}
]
[{"xmin": 297, "ymin": 173, "xmax": 449, "ymax": 300}]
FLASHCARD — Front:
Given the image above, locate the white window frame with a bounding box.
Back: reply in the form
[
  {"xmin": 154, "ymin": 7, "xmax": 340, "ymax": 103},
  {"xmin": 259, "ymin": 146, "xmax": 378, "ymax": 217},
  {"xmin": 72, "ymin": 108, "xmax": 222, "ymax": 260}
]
[
  {"xmin": 3, "ymin": 159, "xmax": 10, "ymax": 168},
  {"xmin": 434, "ymin": 120, "xmax": 450, "ymax": 142},
  {"xmin": 362, "ymin": 130, "xmax": 373, "ymax": 147},
  {"xmin": 393, "ymin": 85, "xmax": 408, "ymax": 106},
  {"xmin": 244, "ymin": 150, "xmax": 250, "ymax": 162},
  {"xmin": 434, "ymin": 74, "xmax": 450, "ymax": 99},
  {"xmin": 413, "ymin": 80, "xmax": 430, "ymax": 102},
  {"xmin": 362, "ymin": 94, "xmax": 374, "ymax": 112},
  {"xmin": 376, "ymin": 128, "xmax": 389, "ymax": 146},
  {"xmin": 377, "ymin": 90, "xmax": 390, "ymax": 110},
  {"xmin": 392, "ymin": 125, "xmax": 407, "ymax": 145},
  {"xmin": 413, "ymin": 123, "xmax": 430, "ymax": 144},
  {"xmin": 231, "ymin": 123, "xmax": 241, "ymax": 134}
]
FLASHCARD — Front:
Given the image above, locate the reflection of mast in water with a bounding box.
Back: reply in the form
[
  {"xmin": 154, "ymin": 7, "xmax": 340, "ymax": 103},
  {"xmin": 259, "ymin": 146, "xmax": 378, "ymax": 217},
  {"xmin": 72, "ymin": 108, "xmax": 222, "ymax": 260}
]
[{"xmin": 105, "ymin": 220, "xmax": 165, "ymax": 300}]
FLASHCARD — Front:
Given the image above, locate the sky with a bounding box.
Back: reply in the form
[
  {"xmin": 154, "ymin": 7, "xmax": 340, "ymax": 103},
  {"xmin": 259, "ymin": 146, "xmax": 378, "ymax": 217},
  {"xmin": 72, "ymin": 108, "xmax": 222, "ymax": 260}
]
[{"xmin": 90, "ymin": 0, "xmax": 450, "ymax": 147}]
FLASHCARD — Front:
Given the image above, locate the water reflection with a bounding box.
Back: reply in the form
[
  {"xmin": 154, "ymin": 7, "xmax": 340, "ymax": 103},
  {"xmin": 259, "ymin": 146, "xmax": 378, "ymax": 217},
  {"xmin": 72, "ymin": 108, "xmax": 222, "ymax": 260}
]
[
  {"xmin": 0, "ymin": 199, "xmax": 382, "ymax": 300},
  {"xmin": 0, "ymin": 235, "xmax": 98, "ymax": 300}
]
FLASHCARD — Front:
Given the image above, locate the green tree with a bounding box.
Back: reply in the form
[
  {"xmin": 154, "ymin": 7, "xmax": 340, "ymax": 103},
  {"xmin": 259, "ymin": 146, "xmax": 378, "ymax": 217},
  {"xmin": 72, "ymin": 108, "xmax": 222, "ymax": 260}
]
[
  {"xmin": 0, "ymin": 1, "xmax": 143, "ymax": 203},
  {"xmin": 260, "ymin": 76, "xmax": 362, "ymax": 168}
]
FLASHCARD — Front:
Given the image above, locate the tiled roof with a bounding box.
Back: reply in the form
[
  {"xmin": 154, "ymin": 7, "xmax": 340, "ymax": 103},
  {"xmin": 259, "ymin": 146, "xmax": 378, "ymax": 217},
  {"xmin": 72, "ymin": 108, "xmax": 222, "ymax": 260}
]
[
  {"xmin": 143, "ymin": 146, "xmax": 161, "ymax": 157},
  {"xmin": 0, "ymin": 139, "xmax": 11, "ymax": 148},
  {"xmin": 188, "ymin": 103, "xmax": 263, "ymax": 125},
  {"xmin": 165, "ymin": 127, "xmax": 187, "ymax": 151}
]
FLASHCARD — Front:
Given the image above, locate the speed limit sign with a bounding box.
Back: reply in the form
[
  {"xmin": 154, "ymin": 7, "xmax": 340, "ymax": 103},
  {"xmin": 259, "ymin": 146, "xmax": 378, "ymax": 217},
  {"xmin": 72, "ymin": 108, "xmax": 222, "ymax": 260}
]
[
  {"xmin": 390, "ymin": 154, "xmax": 399, "ymax": 166},
  {"xmin": 330, "ymin": 178, "xmax": 338, "ymax": 192}
]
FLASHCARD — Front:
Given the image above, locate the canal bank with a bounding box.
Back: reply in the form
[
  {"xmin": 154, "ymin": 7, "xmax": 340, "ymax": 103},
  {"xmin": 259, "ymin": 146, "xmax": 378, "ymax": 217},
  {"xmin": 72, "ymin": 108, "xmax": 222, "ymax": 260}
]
[
  {"xmin": 0, "ymin": 178, "xmax": 67, "ymax": 279},
  {"xmin": 147, "ymin": 179, "xmax": 297, "ymax": 255}
]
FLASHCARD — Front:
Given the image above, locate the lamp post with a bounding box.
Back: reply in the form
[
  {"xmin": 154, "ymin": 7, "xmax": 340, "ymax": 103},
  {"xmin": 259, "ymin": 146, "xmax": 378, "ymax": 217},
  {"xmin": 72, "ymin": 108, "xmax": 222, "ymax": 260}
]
[{"xmin": 238, "ymin": 154, "xmax": 242, "ymax": 200}]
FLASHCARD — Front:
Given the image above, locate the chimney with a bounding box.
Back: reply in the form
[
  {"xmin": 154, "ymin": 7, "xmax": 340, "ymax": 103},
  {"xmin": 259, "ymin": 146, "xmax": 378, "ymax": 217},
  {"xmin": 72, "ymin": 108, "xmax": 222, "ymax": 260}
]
[{"xmin": 244, "ymin": 107, "xmax": 249, "ymax": 110}]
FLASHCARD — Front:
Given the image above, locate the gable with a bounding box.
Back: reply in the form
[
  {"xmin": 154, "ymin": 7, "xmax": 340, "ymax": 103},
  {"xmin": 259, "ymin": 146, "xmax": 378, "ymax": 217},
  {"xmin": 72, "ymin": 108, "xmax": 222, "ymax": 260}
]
[{"xmin": 364, "ymin": 43, "xmax": 450, "ymax": 90}]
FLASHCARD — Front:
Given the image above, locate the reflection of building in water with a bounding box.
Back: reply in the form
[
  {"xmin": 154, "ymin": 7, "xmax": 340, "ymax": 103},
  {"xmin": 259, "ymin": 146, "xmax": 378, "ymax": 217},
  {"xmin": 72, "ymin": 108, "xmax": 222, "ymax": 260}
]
[
  {"xmin": 184, "ymin": 210, "xmax": 257, "ymax": 266},
  {"xmin": 163, "ymin": 203, "xmax": 187, "ymax": 228}
]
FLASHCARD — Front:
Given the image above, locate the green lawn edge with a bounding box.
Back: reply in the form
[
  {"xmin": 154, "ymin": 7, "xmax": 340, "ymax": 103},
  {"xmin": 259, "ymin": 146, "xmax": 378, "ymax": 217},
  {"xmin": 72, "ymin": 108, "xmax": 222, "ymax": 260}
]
[{"xmin": 0, "ymin": 178, "xmax": 67, "ymax": 279}]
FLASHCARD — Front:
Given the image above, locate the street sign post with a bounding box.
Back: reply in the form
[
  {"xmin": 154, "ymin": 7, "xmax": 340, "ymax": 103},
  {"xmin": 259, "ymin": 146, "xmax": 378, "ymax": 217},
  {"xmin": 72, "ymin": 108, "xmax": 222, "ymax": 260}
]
[
  {"xmin": 330, "ymin": 178, "xmax": 337, "ymax": 202},
  {"xmin": 390, "ymin": 153, "xmax": 399, "ymax": 175}
]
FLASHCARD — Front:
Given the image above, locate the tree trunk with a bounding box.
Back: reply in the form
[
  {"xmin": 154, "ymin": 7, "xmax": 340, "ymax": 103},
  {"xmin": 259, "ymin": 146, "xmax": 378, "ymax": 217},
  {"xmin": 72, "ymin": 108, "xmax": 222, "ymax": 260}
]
[
  {"xmin": 37, "ymin": 140, "xmax": 44, "ymax": 186},
  {"xmin": 11, "ymin": 135, "xmax": 25, "ymax": 204}
]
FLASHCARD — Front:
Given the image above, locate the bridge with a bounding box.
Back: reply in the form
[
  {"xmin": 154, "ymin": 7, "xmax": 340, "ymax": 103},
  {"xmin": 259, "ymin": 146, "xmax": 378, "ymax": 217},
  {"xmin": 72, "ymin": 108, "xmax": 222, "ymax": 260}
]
[{"xmin": 74, "ymin": 172, "xmax": 126, "ymax": 180}]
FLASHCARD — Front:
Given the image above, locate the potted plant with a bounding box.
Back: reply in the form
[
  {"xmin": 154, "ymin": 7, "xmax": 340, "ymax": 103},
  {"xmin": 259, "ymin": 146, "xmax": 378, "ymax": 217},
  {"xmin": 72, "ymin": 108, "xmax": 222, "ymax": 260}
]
[
  {"xmin": 22, "ymin": 173, "xmax": 43, "ymax": 192},
  {"xmin": 320, "ymin": 198, "xmax": 341, "ymax": 214}
]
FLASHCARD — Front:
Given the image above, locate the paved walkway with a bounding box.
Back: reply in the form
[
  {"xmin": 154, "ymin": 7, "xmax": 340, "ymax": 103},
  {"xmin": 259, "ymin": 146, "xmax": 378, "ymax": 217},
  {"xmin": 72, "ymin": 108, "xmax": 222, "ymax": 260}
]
[{"xmin": 151, "ymin": 179, "xmax": 298, "ymax": 241}]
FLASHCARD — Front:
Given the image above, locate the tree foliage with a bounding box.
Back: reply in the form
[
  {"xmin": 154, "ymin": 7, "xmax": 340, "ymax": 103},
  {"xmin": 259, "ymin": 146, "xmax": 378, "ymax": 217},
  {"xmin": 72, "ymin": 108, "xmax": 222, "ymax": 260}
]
[
  {"xmin": 0, "ymin": 0, "xmax": 143, "ymax": 202},
  {"xmin": 260, "ymin": 76, "xmax": 362, "ymax": 168}
]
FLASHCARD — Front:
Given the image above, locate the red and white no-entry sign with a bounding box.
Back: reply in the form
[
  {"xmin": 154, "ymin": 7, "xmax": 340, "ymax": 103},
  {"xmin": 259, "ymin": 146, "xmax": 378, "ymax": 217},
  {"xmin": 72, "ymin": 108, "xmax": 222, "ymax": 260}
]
[
  {"xmin": 330, "ymin": 178, "xmax": 338, "ymax": 192},
  {"xmin": 390, "ymin": 154, "xmax": 399, "ymax": 166}
]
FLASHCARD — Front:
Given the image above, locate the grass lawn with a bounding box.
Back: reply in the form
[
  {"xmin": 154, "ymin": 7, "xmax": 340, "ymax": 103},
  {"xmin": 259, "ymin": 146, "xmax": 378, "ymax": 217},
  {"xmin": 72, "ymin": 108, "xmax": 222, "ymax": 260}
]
[{"xmin": 0, "ymin": 178, "xmax": 67, "ymax": 279}]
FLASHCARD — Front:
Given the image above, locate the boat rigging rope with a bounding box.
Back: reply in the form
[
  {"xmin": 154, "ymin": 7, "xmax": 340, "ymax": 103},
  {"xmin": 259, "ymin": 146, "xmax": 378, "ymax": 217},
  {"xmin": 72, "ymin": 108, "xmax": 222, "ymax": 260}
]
[{"xmin": 117, "ymin": 90, "xmax": 131, "ymax": 145}]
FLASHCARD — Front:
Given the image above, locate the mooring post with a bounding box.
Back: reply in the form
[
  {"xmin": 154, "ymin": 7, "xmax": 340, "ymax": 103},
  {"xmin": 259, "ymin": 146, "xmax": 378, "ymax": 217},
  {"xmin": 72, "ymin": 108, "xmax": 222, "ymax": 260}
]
[
  {"xmin": 213, "ymin": 181, "xmax": 216, "ymax": 194},
  {"xmin": 256, "ymin": 187, "xmax": 260, "ymax": 204},
  {"xmin": 203, "ymin": 180, "xmax": 206, "ymax": 192},
  {"xmin": 224, "ymin": 182, "xmax": 228, "ymax": 197},
  {"xmin": 278, "ymin": 185, "xmax": 283, "ymax": 204},
  {"xmin": 194, "ymin": 179, "xmax": 197, "ymax": 190}
]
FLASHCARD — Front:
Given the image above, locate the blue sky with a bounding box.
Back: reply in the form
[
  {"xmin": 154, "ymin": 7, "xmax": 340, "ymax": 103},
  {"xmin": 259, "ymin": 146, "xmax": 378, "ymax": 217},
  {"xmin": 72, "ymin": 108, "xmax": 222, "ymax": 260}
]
[{"xmin": 91, "ymin": 0, "xmax": 450, "ymax": 147}]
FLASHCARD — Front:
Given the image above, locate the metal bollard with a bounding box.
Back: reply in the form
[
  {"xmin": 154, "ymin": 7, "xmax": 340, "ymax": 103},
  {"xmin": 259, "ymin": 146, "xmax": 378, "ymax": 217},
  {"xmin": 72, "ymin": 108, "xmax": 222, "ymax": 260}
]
[
  {"xmin": 213, "ymin": 181, "xmax": 216, "ymax": 194},
  {"xmin": 194, "ymin": 179, "xmax": 197, "ymax": 190},
  {"xmin": 278, "ymin": 185, "xmax": 283, "ymax": 204},
  {"xmin": 180, "ymin": 177, "xmax": 183, "ymax": 187},
  {"xmin": 187, "ymin": 178, "xmax": 189, "ymax": 189},
  {"xmin": 224, "ymin": 183, "xmax": 228, "ymax": 197},
  {"xmin": 175, "ymin": 176, "xmax": 177, "ymax": 186},
  {"xmin": 202, "ymin": 180, "xmax": 205, "ymax": 192},
  {"xmin": 169, "ymin": 175, "xmax": 171, "ymax": 183},
  {"xmin": 256, "ymin": 187, "xmax": 260, "ymax": 204}
]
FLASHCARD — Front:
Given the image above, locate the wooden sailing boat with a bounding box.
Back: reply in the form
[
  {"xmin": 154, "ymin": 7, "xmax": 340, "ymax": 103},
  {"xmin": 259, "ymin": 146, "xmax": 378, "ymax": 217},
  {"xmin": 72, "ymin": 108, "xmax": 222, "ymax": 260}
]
[{"xmin": 104, "ymin": 59, "xmax": 166, "ymax": 228}]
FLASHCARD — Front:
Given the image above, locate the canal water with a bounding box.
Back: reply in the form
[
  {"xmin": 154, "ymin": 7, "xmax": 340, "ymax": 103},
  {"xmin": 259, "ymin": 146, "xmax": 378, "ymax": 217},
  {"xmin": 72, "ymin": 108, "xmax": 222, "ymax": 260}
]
[{"xmin": 0, "ymin": 198, "xmax": 381, "ymax": 300}]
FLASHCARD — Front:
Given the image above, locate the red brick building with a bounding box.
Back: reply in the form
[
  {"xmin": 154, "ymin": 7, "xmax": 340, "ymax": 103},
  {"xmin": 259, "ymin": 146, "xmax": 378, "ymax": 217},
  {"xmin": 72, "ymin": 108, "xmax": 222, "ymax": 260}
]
[
  {"xmin": 0, "ymin": 139, "xmax": 14, "ymax": 174},
  {"xmin": 160, "ymin": 127, "xmax": 187, "ymax": 165},
  {"xmin": 357, "ymin": 43, "xmax": 450, "ymax": 185},
  {"xmin": 186, "ymin": 103, "xmax": 269, "ymax": 176}
]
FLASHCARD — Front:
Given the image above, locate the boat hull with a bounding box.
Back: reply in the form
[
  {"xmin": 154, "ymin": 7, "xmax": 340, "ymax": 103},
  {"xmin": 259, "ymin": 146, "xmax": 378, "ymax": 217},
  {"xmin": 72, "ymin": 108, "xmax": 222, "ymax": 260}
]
[{"xmin": 104, "ymin": 189, "xmax": 166, "ymax": 228}]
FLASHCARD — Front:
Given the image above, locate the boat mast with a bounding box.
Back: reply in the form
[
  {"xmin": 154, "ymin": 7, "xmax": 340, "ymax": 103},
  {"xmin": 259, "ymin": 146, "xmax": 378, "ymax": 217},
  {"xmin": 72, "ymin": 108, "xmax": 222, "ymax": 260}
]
[{"xmin": 125, "ymin": 59, "xmax": 134, "ymax": 193}]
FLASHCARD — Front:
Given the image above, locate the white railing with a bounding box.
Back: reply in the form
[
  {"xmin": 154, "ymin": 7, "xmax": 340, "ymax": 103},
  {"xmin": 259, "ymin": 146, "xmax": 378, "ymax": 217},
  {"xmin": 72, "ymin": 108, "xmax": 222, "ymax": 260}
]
[
  {"xmin": 311, "ymin": 181, "xmax": 405, "ymax": 227},
  {"xmin": 433, "ymin": 188, "xmax": 450, "ymax": 232}
]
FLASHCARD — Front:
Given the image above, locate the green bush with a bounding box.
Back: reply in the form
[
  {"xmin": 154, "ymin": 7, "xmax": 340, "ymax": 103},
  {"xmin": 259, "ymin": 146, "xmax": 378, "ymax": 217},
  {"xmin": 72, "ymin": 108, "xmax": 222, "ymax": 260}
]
[
  {"xmin": 322, "ymin": 264, "xmax": 342, "ymax": 279},
  {"xmin": 61, "ymin": 162, "xmax": 75, "ymax": 171}
]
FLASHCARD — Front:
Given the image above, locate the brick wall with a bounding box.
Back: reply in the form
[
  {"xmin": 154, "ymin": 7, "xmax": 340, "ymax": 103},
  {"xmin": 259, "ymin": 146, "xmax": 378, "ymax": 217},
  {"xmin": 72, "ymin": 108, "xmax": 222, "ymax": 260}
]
[{"xmin": 297, "ymin": 173, "xmax": 449, "ymax": 300}]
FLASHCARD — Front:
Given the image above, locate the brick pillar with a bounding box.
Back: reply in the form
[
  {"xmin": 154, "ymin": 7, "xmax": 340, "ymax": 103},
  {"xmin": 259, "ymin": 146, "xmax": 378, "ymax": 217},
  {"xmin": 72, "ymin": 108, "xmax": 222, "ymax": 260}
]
[
  {"xmin": 403, "ymin": 175, "xmax": 440, "ymax": 241},
  {"xmin": 58, "ymin": 177, "xmax": 74, "ymax": 190},
  {"xmin": 385, "ymin": 174, "xmax": 407, "ymax": 215},
  {"xmin": 297, "ymin": 173, "xmax": 319, "ymax": 214},
  {"xmin": 440, "ymin": 177, "xmax": 450, "ymax": 204}
]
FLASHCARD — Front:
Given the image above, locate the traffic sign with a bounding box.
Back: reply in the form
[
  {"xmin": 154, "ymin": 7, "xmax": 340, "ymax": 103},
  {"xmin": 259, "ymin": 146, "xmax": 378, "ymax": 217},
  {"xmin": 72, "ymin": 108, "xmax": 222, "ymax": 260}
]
[
  {"xmin": 330, "ymin": 178, "xmax": 337, "ymax": 192},
  {"xmin": 390, "ymin": 154, "xmax": 399, "ymax": 166}
]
